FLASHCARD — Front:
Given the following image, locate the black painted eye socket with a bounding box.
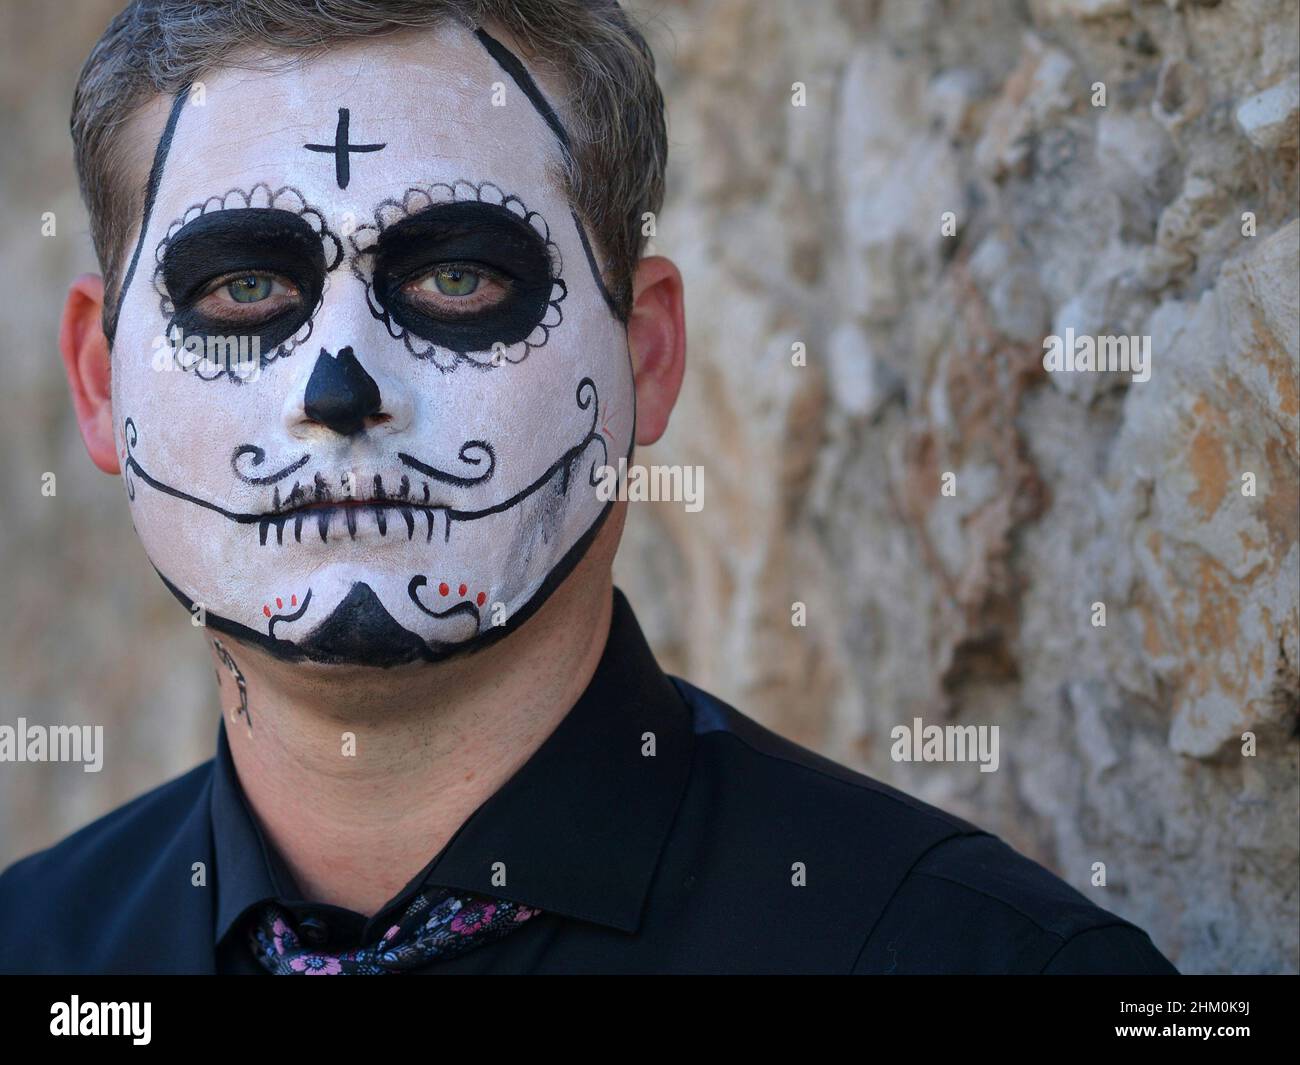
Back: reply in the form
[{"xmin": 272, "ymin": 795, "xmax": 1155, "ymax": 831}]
[
  {"xmin": 369, "ymin": 201, "xmax": 555, "ymax": 353},
  {"xmin": 161, "ymin": 208, "xmax": 326, "ymax": 352}
]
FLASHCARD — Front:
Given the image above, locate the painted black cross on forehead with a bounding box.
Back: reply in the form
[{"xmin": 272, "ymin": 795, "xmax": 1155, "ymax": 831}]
[
  {"xmin": 107, "ymin": 26, "xmax": 621, "ymax": 347},
  {"xmin": 304, "ymin": 107, "xmax": 385, "ymax": 189}
]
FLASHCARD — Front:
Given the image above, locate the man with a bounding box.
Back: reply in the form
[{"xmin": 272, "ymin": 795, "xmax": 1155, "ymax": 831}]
[{"xmin": 0, "ymin": 0, "xmax": 1176, "ymax": 974}]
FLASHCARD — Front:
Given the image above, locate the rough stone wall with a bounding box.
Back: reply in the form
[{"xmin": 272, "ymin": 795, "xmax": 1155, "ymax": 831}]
[
  {"xmin": 0, "ymin": 0, "xmax": 1294, "ymax": 974},
  {"xmin": 617, "ymin": 0, "xmax": 1299, "ymax": 973}
]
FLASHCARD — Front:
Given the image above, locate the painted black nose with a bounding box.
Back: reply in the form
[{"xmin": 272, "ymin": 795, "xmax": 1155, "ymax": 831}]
[{"xmin": 303, "ymin": 347, "xmax": 382, "ymax": 436}]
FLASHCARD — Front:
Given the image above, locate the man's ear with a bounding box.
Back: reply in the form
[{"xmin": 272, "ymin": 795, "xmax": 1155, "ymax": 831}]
[
  {"xmin": 627, "ymin": 255, "xmax": 686, "ymax": 446},
  {"xmin": 60, "ymin": 273, "xmax": 118, "ymax": 475}
]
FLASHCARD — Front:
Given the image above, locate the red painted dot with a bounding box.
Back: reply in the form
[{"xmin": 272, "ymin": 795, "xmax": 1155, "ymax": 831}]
[
  {"xmin": 476, "ymin": 592, "xmax": 486, "ymax": 606},
  {"xmin": 275, "ymin": 597, "xmax": 283, "ymax": 609},
  {"xmin": 458, "ymin": 583, "xmax": 467, "ymax": 597},
  {"xmin": 262, "ymin": 605, "xmax": 272, "ymax": 617},
  {"xmin": 291, "ymin": 594, "xmax": 297, "ymax": 606},
  {"xmin": 439, "ymin": 582, "xmax": 449, "ymax": 596}
]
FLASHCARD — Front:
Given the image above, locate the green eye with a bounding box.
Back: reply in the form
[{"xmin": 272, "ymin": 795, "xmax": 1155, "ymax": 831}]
[
  {"xmin": 401, "ymin": 264, "xmax": 507, "ymax": 318},
  {"xmin": 432, "ymin": 267, "xmax": 480, "ymax": 297},
  {"xmin": 227, "ymin": 275, "xmax": 274, "ymax": 303}
]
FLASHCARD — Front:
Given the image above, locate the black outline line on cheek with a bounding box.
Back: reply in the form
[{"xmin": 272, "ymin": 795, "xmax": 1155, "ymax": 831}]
[
  {"xmin": 151, "ymin": 183, "xmax": 344, "ymax": 384},
  {"xmin": 107, "ymin": 86, "xmax": 191, "ymax": 346},
  {"xmin": 471, "ymin": 26, "xmax": 639, "ymax": 459},
  {"xmin": 472, "ymin": 27, "xmax": 622, "ymax": 321},
  {"xmin": 348, "ymin": 180, "xmax": 566, "ymax": 372}
]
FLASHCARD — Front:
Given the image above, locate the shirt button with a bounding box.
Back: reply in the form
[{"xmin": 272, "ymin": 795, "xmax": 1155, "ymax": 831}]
[{"xmin": 299, "ymin": 915, "xmax": 329, "ymax": 946}]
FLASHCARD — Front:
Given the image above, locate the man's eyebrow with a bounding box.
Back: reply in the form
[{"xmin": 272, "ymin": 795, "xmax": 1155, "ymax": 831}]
[{"xmin": 472, "ymin": 27, "xmax": 618, "ymax": 319}]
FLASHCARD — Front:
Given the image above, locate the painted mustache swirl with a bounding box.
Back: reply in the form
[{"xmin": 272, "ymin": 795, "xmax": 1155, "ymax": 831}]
[
  {"xmin": 232, "ymin": 445, "xmax": 311, "ymax": 486},
  {"xmin": 126, "ymin": 419, "xmax": 494, "ymax": 521},
  {"xmin": 397, "ymin": 441, "xmax": 495, "ymax": 486},
  {"xmin": 231, "ymin": 439, "xmax": 495, "ymax": 489}
]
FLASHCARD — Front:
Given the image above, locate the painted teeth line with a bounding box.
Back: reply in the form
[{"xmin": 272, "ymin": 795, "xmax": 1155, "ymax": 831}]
[
  {"xmin": 256, "ymin": 503, "xmax": 451, "ymax": 544},
  {"xmin": 271, "ymin": 471, "xmax": 423, "ymax": 513},
  {"xmin": 263, "ymin": 471, "xmax": 451, "ymax": 543}
]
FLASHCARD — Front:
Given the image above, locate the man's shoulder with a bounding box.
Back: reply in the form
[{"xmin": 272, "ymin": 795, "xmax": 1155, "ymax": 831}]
[
  {"xmin": 0, "ymin": 758, "xmax": 214, "ymax": 969},
  {"xmin": 669, "ymin": 677, "xmax": 1178, "ymax": 974},
  {"xmin": 863, "ymin": 831, "xmax": 1179, "ymax": 973},
  {"xmin": 670, "ymin": 674, "xmax": 984, "ymax": 848},
  {"xmin": 0, "ymin": 758, "xmax": 213, "ymax": 891}
]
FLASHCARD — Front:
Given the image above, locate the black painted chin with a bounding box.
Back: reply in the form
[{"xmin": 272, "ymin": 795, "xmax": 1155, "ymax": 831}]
[{"xmin": 297, "ymin": 582, "xmax": 430, "ymax": 666}]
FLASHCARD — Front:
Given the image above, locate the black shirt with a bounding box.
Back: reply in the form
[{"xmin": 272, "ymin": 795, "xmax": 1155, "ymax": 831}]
[{"xmin": 0, "ymin": 589, "xmax": 1177, "ymax": 974}]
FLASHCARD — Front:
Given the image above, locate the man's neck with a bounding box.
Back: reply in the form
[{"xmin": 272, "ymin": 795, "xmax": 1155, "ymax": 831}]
[{"xmin": 212, "ymin": 557, "xmax": 616, "ymax": 916}]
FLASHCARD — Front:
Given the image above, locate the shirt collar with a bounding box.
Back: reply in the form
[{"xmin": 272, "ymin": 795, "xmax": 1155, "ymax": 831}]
[{"xmin": 211, "ymin": 587, "xmax": 695, "ymax": 945}]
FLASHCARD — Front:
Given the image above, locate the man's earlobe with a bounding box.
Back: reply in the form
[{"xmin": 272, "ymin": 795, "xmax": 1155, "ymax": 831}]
[
  {"xmin": 60, "ymin": 274, "xmax": 118, "ymax": 475},
  {"xmin": 627, "ymin": 255, "xmax": 686, "ymax": 447}
]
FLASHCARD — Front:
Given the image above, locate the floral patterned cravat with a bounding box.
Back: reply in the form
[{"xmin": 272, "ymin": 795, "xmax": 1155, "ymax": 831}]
[{"xmin": 249, "ymin": 886, "xmax": 541, "ymax": 974}]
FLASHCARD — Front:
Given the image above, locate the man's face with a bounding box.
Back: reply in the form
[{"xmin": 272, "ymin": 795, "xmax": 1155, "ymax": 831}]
[{"xmin": 110, "ymin": 23, "xmax": 633, "ymax": 666}]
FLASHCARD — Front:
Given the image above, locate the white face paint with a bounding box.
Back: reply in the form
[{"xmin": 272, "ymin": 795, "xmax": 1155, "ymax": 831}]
[{"xmin": 110, "ymin": 23, "xmax": 634, "ymax": 666}]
